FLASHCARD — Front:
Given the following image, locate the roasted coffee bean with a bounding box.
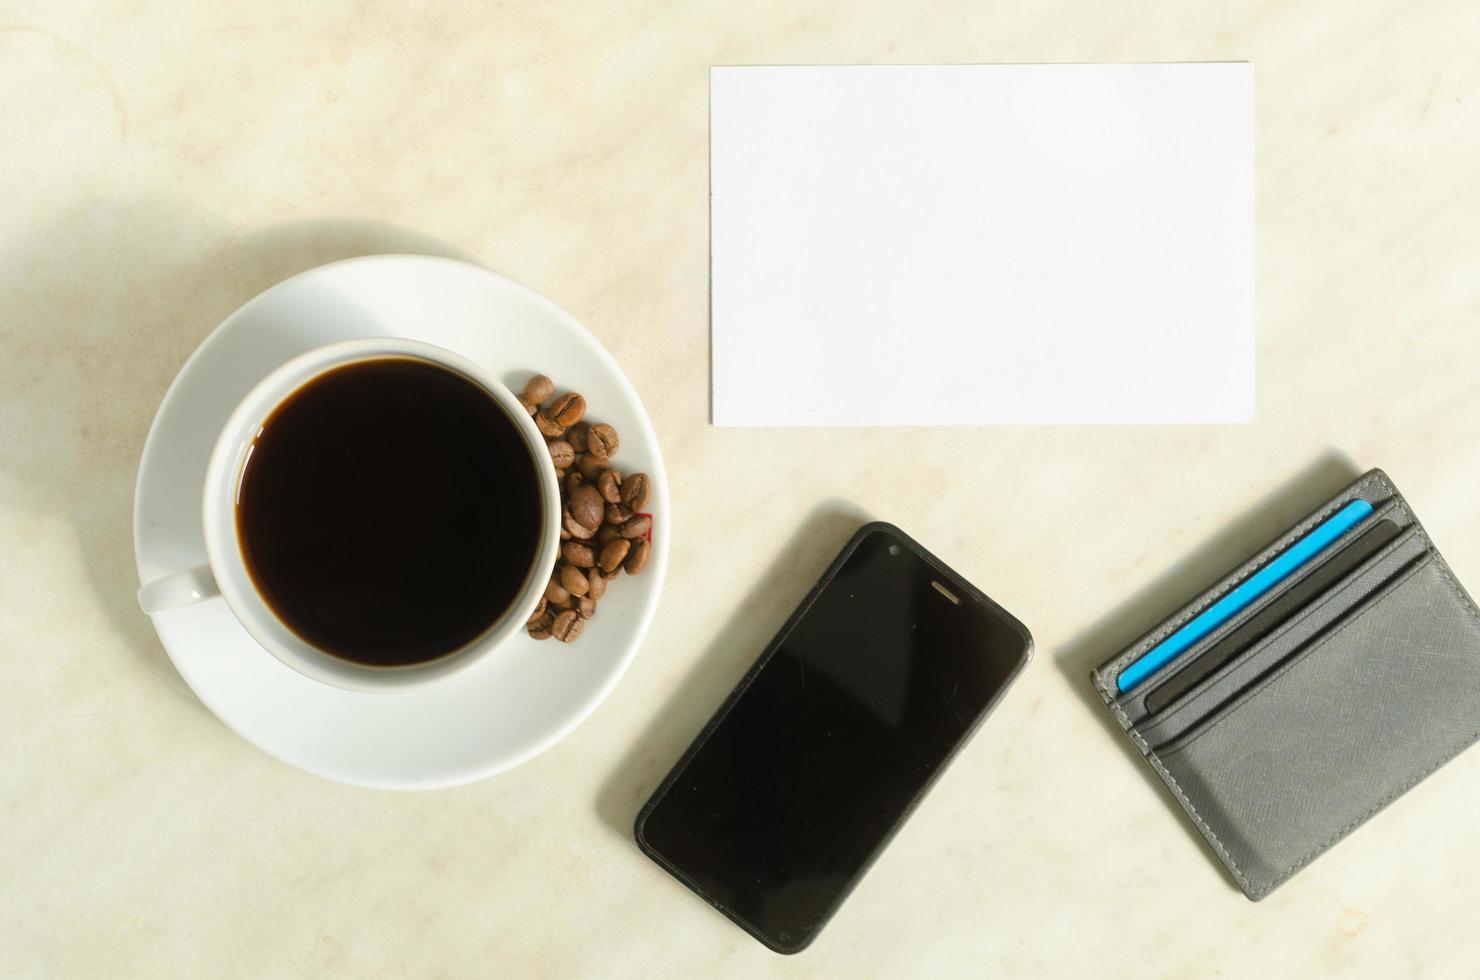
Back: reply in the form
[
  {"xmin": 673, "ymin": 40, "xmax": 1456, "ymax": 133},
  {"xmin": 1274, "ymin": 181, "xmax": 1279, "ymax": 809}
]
[
  {"xmin": 534, "ymin": 412, "xmax": 566, "ymax": 438},
  {"xmin": 621, "ymin": 472, "xmax": 650, "ymax": 511},
  {"xmin": 619, "ymin": 514, "xmax": 651, "ymax": 539},
  {"xmin": 605, "ymin": 502, "xmax": 634, "ymax": 525},
  {"xmin": 528, "ymin": 611, "xmax": 555, "ymax": 640},
  {"xmin": 523, "ymin": 374, "xmax": 555, "ymax": 403},
  {"xmin": 563, "ymin": 470, "xmax": 584, "ymax": 498},
  {"xmin": 599, "ymin": 538, "xmax": 631, "ymax": 573},
  {"xmin": 548, "ymin": 439, "xmax": 576, "ymax": 469},
  {"xmin": 597, "ymin": 468, "xmax": 622, "ymax": 504},
  {"xmin": 623, "ymin": 536, "xmax": 650, "ymax": 575},
  {"xmin": 552, "ymin": 609, "xmax": 584, "ymax": 642},
  {"xmin": 561, "ymin": 563, "xmax": 590, "ymax": 596},
  {"xmin": 561, "ymin": 541, "xmax": 596, "ymax": 567},
  {"xmin": 556, "ymin": 544, "xmax": 592, "ymax": 568},
  {"xmin": 577, "ymin": 454, "xmax": 608, "ymax": 481},
  {"xmin": 518, "ymin": 396, "xmax": 538, "ymax": 416},
  {"xmin": 586, "ymin": 423, "xmax": 619, "ymax": 461},
  {"xmin": 569, "ymin": 485, "xmax": 604, "ymax": 530},
  {"xmin": 566, "ymin": 422, "xmax": 589, "ymax": 453},
  {"xmin": 526, "ymin": 596, "xmax": 549, "ymax": 626},
  {"xmin": 559, "ymin": 526, "xmax": 571, "ymax": 541},
  {"xmin": 544, "ymin": 577, "xmax": 569, "ymax": 606},
  {"xmin": 577, "ymin": 596, "xmax": 597, "ymax": 618},
  {"xmin": 596, "ymin": 524, "xmax": 621, "ymax": 544},
  {"xmin": 549, "ymin": 393, "xmax": 586, "ymax": 427},
  {"xmin": 586, "ymin": 568, "xmax": 607, "ymax": 599},
  {"xmin": 563, "ymin": 507, "xmax": 595, "ymax": 540}
]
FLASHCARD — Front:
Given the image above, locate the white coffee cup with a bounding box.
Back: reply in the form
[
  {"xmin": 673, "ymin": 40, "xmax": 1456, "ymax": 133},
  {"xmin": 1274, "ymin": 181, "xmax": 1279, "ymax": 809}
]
[{"xmin": 136, "ymin": 338, "xmax": 561, "ymax": 692}]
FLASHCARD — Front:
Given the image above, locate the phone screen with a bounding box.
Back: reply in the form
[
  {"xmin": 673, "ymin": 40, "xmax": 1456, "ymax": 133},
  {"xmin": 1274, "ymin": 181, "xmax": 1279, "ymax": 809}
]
[{"xmin": 636, "ymin": 525, "xmax": 1031, "ymax": 953}]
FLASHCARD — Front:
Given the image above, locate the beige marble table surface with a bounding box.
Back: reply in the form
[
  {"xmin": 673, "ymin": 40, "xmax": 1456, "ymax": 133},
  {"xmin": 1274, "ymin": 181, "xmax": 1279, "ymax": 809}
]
[{"xmin": 5, "ymin": 1, "xmax": 1480, "ymax": 975}]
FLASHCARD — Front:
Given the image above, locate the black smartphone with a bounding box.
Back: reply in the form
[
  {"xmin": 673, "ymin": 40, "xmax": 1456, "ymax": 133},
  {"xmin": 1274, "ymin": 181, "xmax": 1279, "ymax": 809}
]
[{"xmin": 635, "ymin": 522, "xmax": 1032, "ymax": 954}]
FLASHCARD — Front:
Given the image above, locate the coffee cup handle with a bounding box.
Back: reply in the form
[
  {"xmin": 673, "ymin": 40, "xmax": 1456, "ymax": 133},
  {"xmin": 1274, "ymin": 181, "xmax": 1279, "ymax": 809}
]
[{"xmin": 138, "ymin": 565, "xmax": 220, "ymax": 615}]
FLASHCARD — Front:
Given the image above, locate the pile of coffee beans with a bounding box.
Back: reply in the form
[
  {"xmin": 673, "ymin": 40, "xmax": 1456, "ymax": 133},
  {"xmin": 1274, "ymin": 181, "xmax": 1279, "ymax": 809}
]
[{"xmin": 519, "ymin": 374, "xmax": 653, "ymax": 643}]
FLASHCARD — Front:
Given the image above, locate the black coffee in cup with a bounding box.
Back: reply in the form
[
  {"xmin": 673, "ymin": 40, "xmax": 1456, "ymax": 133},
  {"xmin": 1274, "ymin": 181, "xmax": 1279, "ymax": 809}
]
[{"xmin": 236, "ymin": 357, "xmax": 543, "ymax": 666}]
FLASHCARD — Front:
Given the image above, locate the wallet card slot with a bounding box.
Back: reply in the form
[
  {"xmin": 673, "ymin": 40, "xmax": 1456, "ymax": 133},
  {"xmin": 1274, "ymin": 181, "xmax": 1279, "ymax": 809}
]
[
  {"xmin": 1138, "ymin": 519, "xmax": 1421, "ymax": 724},
  {"xmin": 1098, "ymin": 469, "xmax": 1402, "ymax": 699},
  {"xmin": 1151, "ymin": 555, "xmax": 1480, "ymax": 898},
  {"xmin": 1116, "ymin": 496, "xmax": 1411, "ymax": 723},
  {"xmin": 1138, "ymin": 528, "xmax": 1429, "ymax": 749}
]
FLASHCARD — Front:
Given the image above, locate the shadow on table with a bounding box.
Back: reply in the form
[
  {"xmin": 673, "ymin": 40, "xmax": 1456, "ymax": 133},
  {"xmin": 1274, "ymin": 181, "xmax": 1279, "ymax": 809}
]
[
  {"xmin": 1050, "ymin": 449, "xmax": 1363, "ymax": 872},
  {"xmin": 0, "ymin": 202, "xmax": 471, "ymax": 714},
  {"xmin": 594, "ymin": 498, "xmax": 873, "ymax": 842}
]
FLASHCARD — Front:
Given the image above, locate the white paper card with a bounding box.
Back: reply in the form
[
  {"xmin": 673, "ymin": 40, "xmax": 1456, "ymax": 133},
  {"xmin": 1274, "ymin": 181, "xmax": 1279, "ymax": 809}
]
[{"xmin": 711, "ymin": 64, "xmax": 1253, "ymax": 426}]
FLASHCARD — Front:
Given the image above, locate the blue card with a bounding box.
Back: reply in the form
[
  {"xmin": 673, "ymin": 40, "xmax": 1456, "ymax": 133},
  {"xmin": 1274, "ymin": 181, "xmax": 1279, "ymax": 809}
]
[{"xmin": 1117, "ymin": 498, "xmax": 1375, "ymax": 693}]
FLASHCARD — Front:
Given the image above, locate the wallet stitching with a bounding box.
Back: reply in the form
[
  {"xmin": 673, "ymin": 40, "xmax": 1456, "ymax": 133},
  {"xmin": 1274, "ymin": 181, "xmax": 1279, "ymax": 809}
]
[
  {"xmin": 1103, "ymin": 696, "xmax": 1252, "ymax": 891},
  {"xmin": 1099, "ymin": 472, "xmax": 1390, "ymax": 686},
  {"xmin": 1252, "ymin": 722, "xmax": 1480, "ymax": 899},
  {"xmin": 1427, "ymin": 543, "xmax": 1480, "ymax": 631}
]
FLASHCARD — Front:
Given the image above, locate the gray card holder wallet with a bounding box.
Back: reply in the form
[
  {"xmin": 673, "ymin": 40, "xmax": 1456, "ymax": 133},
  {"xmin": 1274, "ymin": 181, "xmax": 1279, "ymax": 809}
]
[{"xmin": 1092, "ymin": 469, "xmax": 1480, "ymax": 900}]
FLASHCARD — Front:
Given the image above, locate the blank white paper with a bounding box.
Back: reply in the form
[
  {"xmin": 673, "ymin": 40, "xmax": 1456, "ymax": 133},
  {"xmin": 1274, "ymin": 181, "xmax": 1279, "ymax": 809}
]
[{"xmin": 710, "ymin": 64, "xmax": 1253, "ymax": 426}]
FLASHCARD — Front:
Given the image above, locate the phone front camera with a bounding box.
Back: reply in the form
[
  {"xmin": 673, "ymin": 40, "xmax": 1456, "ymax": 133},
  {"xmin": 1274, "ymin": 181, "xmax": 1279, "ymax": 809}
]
[{"xmin": 888, "ymin": 544, "xmax": 901, "ymax": 556}]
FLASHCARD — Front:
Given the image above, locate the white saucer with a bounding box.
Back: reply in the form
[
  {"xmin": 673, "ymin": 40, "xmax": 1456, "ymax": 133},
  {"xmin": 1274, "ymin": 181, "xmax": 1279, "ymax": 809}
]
[{"xmin": 133, "ymin": 255, "xmax": 668, "ymax": 789}]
